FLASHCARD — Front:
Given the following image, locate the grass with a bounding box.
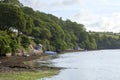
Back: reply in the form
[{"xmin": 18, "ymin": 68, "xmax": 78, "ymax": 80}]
[
  {"xmin": 89, "ymin": 32, "xmax": 120, "ymax": 39},
  {"xmin": 0, "ymin": 70, "xmax": 59, "ymax": 80}
]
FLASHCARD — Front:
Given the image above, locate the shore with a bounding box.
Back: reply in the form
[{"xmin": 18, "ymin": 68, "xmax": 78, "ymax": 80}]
[
  {"xmin": 0, "ymin": 55, "xmax": 61, "ymax": 80},
  {"xmin": 0, "ymin": 50, "xmax": 82, "ymax": 72},
  {"xmin": 0, "ymin": 50, "xmax": 81, "ymax": 80},
  {"xmin": 0, "ymin": 55, "xmax": 60, "ymax": 69},
  {"xmin": 0, "ymin": 55, "xmax": 42, "ymax": 71}
]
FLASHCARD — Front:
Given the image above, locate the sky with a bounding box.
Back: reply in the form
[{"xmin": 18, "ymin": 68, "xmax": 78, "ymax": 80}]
[{"xmin": 19, "ymin": 0, "xmax": 120, "ymax": 33}]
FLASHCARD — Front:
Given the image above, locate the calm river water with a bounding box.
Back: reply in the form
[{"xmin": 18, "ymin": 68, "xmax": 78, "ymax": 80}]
[{"xmin": 40, "ymin": 49, "xmax": 120, "ymax": 80}]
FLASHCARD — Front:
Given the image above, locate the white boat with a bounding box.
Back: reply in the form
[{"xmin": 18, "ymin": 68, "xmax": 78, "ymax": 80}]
[{"xmin": 45, "ymin": 51, "xmax": 57, "ymax": 55}]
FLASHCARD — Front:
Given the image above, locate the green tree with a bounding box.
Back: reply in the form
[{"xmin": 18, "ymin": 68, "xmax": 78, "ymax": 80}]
[
  {"xmin": 10, "ymin": 39, "xmax": 19, "ymax": 56},
  {"xmin": 32, "ymin": 27, "xmax": 41, "ymax": 38},
  {"xmin": 0, "ymin": 31, "xmax": 11, "ymax": 56},
  {"xmin": 22, "ymin": 14, "xmax": 34, "ymax": 35},
  {"xmin": 40, "ymin": 28, "xmax": 52, "ymax": 39},
  {"xmin": 0, "ymin": 3, "xmax": 26, "ymax": 35},
  {"xmin": 21, "ymin": 35, "xmax": 31, "ymax": 49},
  {"xmin": 0, "ymin": 0, "xmax": 23, "ymax": 7}
]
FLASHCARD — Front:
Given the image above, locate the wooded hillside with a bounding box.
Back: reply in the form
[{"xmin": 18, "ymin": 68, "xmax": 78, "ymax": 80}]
[{"xmin": 0, "ymin": 0, "xmax": 120, "ymax": 56}]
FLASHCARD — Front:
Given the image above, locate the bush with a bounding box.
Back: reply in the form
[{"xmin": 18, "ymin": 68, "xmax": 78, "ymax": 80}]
[
  {"xmin": 21, "ymin": 35, "xmax": 31, "ymax": 49},
  {"xmin": 0, "ymin": 31, "xmax": 11, "ymax": 56}
]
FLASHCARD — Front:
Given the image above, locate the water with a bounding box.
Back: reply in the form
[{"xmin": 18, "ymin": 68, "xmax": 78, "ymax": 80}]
[{"xmin": 40, "ymin": 49, "xmax": 120, "ymax": 80}]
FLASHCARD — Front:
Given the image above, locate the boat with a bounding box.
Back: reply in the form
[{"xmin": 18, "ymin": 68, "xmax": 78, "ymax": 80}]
[{"xmin": 45, "ymin": 51, "xmax": 57, "ymax": 55}]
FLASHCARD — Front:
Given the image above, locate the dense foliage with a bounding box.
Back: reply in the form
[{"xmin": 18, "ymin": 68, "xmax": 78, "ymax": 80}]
[
  {"xmin": 0, "ymin": 0, "xmax": 120, "ymax": 56},
  {"xmin": 91, "ymin": 32, "xmax": 120, "ymax": 49}
]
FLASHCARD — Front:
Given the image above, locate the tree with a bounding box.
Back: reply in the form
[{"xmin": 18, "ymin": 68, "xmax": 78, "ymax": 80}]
[
  {"xmin": 0, "ymin": 31, "xmax": 11, "ymax": 56},
  {"xmin": 22, "ymin": 14, "xmax": 34, "ymax": 35},
  {"xmin": 40, "ymin": 28, "xmax": 52, "ymax": 39},
  {"xmin": 0, "ymin": 0, "xmax": 23, "ymax": 7},
  {"xmin": 0, "ymin": 3, "xmax": 26, "ymax": 35},
  {"xmin": 21, "ymin": 35, "xmax": 31, "ymax": 49},
  {"xmin": 22, "ymin": 7, "xmax": 35, "ymax": 16},
  {"xmin": 32, "ymin": 27, "xmax": 41, "ymax": 37},
  {"xmin": 10, "ymin": 38, "xmax": 19, "ymax": 56}
]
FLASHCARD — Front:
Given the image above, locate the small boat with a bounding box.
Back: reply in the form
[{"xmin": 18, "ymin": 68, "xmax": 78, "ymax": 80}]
[{"xmin": 45, "ymin": 51, "xmax": 57, "ymax": 55}]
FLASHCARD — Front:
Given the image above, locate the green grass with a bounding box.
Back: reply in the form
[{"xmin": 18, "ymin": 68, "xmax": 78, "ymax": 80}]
[
  {"xmin": 0, "ymin": 70, "xmax": 59, "ymax": 80},
  {"xmin": 98, "ymin": 34, "xmax": 119, "ymax": 38},
  {"xmin": 89, "ymin": 32, "xmax": 120, "ymax": 39}
]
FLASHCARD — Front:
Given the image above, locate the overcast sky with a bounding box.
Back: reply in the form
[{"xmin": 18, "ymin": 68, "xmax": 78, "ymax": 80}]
[{"xmin": 19, "ymin": 0, "xmax": 120, "ymax": 33}]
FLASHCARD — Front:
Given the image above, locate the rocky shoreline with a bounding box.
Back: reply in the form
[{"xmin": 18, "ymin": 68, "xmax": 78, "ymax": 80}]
[
  {"xmin": 0, "ymin": 55, "xmax": 61, "ymax": 72},
  {"xmin": 0, "ymin": 50, "xmax": 79, "ymax": 72}
]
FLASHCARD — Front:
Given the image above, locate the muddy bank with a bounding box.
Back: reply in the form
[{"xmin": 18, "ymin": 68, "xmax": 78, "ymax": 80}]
[{"xmin": 0, "ymin": 55, "xmax": 61, "ymax": 72}]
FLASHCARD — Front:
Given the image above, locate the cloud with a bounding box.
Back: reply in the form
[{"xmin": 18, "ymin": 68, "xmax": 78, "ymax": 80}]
[
  {"xmin": 19, "ymin": 0, "xmax": 120, "ymax": 33},
  {"xmin": 72, "ymin": 9, "xmax": 100, "ymax": 24},
  {"xmin": 62, "ymin": 0, "xmax": 82, "ymax": 5},
  {"xmin": 50, "ymin": 0, "xmax": 82, "ymax": 6},
  {"xmin": 19, "ymin": 0, "xmax": 83, "ymax": 19},
  {"xmin": 72, "ymin": 11, "xmax": 120, "ymax": 33},
  {"xmin": 48, "ymin": 0, "xmax": 83, "ymax": 11},
  {"xmin": 19, "ymin": 0, "xmax": 83, "ymax": 11},
  {"xmin": 19, "ymin": 0, "xmax": 49, "ymax": 10}
]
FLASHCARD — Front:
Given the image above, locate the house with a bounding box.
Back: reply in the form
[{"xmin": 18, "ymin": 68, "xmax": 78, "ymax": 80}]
[
  {"xmin": 36, "ymin": 44, "xmax": 42, "ymax": 50},
  {"xmin": 74, "ymin": 45, "xmax": 80, "ymax": 50},
  {"xmin": 30, "ymin": 44, "xmax": 43, "ymax": 56},
  {"xmin": 74, "ymin": 45, "xmax": 84, "ymax": 51}
]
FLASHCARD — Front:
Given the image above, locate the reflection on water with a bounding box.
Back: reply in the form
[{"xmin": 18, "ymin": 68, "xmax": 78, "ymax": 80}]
[{"xmin": 40, "ymin": 49, "xmax": 120, "ymax": 80}]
